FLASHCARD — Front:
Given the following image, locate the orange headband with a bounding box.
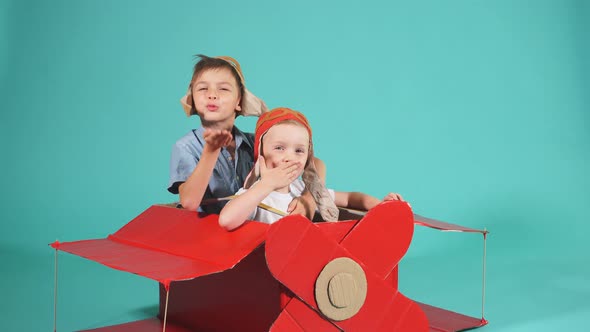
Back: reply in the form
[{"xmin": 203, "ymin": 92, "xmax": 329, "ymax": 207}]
[{"xmin": 253, "ymin": 107, "xmax": 312, "ymax": 161}]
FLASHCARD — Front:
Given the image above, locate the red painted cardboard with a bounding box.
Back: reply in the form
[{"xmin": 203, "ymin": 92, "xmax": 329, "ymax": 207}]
[
  {"xmin": 54, "ymin": 205, "xmax": 269, "ymax": 287},
  {"xmin": 265, "ymin": 201, "xmax": 429, "ymax": 331},
  {"xmin": 53, "ymin": 204, "xmax": 488, "ymax": 332}
]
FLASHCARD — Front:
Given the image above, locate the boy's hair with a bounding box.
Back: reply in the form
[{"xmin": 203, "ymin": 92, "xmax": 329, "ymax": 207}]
[
  {"xmin": 190, "ymin": 54, "xmax": 245, "ymax": 99},
  {"xmin": 180, "ymin": 55, "xmax": 268, "ymax": 118}
]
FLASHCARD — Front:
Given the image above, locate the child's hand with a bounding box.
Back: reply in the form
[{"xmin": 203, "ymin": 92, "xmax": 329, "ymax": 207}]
[
  {"xmin": 383, "ymin": 193, "xmax": 411, "ymax": 208},
  {"xmin": 258, "ymin": 156, "xmax": 303, "ymax": 191},
  {"xmin": 287, "ymin": 197, "xmax": 313, "ymax": 218},
  {"xmin": 383, "ymin": 193, "xmax": 404, "ymax": 201},
  {"xmin": 203, "ymin": 129, "xmax": 233, "ymax": 150}
]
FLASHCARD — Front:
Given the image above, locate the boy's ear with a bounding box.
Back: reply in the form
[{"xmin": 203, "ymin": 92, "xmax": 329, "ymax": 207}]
[{"xmin": 235, "ymin": 95, "xmax": 242, "ymax": 112}]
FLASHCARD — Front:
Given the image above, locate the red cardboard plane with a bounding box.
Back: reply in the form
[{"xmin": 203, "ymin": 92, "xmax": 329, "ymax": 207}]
[{"xmin": 51, "ymin": 200, "xmax": 488, "ymax": 331}]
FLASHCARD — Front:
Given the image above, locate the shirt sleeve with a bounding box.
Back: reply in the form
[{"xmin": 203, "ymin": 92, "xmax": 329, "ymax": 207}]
[
  {"xmin": 290, "ymin": 178, "xmax": 305, "ymax": 196},
  {"xmin": 168, "ymin": 140, "xmax": 199, "ymax": 194},
  {"xmin": 327, "ymin": 188, "xmax": 335, "ymax": 200}
]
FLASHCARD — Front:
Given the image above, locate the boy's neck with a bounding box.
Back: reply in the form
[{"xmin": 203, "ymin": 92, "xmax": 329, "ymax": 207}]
[
  {"xmin": 201, "ymin": 121, "xmax": 235, "ymax": 132},
  {"xmin": 275, "ymin": 185, "xmax": 291, "ymax": 194}
]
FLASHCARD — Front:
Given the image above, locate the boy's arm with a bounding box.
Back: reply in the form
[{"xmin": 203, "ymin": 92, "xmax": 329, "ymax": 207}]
[
  {"xmin": 334, "ymin": 191, "xmax": 381, "ymax": 211},
  {"xmin": 287, "ymin": 157, "xmax": 325, "ymax": 218},
  {"xmin": 178, "ymin": 129, "xmax": 232, "ymax": 211},
  {"xmin": 334, "ymin": 191, "xmax": 406, "ymax": 211},
  {"xmin": 218, "ymin": 181, "xmax": 275, "ymax": 231},
  {"xmin": 178, "ymin": 145, "xmax": 220, "ymax": 211},
  {"xmin": 219, "ymin": 156, "xmax": 303, "ymax": 230}
]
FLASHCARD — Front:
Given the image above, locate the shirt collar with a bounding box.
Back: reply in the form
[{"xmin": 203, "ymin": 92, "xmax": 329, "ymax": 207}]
[{"xmin": 232, "ymin": 126, "xmax": 252, "ymax": 150}]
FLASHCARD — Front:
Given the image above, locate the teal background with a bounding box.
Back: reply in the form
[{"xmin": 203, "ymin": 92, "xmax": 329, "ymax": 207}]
[{"xmin": 2, "ymin": 0, "xmax": 589, "ymax": 331}]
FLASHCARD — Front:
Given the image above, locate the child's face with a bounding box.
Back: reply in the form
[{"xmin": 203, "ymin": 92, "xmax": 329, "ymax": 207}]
[
  {"xmin": 262, "ymin": 123, "xmax": 309, "ymax": 174},
  {"xmin": 192, "ymin": 68, "xmax": 241, "ymax": 127}
]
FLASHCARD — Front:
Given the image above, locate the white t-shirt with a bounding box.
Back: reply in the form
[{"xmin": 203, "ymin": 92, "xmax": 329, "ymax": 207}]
[{"xmin": 235, "ymin": 178, "xmax": 335, "ymax": 224}]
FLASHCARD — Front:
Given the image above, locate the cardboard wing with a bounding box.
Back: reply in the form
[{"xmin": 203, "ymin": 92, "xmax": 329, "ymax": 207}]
[{"xmin": 51, "ymin": 205, "xmax": 269, "ymax": 288}]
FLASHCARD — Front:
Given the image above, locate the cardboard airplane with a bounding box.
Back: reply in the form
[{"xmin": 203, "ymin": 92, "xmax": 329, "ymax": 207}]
[{"xmin": 51, "ymin": 200, "xmax": 489, "ymax": 331}]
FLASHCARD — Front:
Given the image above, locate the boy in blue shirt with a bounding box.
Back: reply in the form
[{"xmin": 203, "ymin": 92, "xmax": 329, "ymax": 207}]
[{"xmin": 169, "ymin": 55, "xmax": 320, "ymax": 217}]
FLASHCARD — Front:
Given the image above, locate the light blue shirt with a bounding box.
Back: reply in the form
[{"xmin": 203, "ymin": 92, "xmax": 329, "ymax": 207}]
[{"xmin": 168, "ymin": 126, "xmax": 255, "ymax": 214}]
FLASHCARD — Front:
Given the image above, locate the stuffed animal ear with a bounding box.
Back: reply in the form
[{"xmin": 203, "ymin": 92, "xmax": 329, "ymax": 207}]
[
  {"xmin": 237, "ymin": 88, "xmax": 269, "ymax": 117},
  {"xmin": 302, "ymin": 166, "xmax": 339, "ymax": 222}
]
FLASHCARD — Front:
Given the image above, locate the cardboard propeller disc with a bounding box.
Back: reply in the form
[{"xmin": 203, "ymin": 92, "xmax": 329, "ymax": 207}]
[{"xmin": 315, "ymin": 257, "xmax": 367, "ymax": 321}]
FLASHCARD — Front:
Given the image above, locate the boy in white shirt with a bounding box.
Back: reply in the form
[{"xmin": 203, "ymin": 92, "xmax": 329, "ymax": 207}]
[{"xmin": 219, "ymin": 108, "xmax": 405, "ymax": 231}]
